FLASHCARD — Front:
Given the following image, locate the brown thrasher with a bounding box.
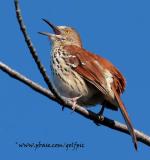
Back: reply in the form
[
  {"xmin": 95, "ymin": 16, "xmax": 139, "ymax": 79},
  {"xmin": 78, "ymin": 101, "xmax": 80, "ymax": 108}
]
[{"xmin": 39, "ymin": 19, "xmax": 137, "ymax": 150}]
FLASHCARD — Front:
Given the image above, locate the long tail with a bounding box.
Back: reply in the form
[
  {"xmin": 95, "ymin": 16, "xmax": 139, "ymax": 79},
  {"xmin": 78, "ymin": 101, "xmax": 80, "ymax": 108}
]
[{"xmin": 112, "ymin": 86, "xmax": 138, "ymax": 150}]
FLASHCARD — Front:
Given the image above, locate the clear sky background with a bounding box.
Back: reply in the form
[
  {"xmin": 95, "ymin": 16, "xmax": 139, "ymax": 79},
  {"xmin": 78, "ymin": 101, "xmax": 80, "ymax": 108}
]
[{"xmin": 0, "ymin": 0, "xmax": 150, "ymax": 159}]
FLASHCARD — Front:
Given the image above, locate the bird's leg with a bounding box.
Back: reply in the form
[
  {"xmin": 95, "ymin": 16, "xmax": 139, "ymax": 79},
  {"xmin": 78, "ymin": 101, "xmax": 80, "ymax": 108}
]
[
  {"xmin": 98, "ymin": 105, "xmax": 105, "ymax": 116},
  {"xmin": 67, "ymin": 95, "xmax": 82, "ymax": 111},
  {"xmin": 71, "ymin": 95, "xmax": 82, "ymax": 110},
  {"xmin": 94, "ymin": 105, "xmax": 105, "ymax": 126},
  {"xmin": 98, "ymin": 105, "xmax": 105, "ymax": 122}
]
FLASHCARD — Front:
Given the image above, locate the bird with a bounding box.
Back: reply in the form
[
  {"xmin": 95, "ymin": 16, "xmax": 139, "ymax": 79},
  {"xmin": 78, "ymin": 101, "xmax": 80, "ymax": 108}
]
[{"xmin": 39, "ymin": 19, "xmax": 137, "ymax": 150}]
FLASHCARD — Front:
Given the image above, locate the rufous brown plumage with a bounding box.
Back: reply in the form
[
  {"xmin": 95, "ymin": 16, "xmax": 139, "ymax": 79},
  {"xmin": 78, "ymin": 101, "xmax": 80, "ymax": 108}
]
[{"xmin": 39, "ymin": 19, "xmax": 137, "ymax": 150}]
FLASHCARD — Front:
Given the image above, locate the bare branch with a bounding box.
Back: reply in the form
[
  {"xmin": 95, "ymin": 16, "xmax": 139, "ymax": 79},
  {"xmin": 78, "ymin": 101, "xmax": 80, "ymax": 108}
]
[
  {"xmin": 0, "ymin": 61, "xmax": 150, "ymax": 147},
  {"xmin": 0, "ymin": 61, "xmax": 54, "ymax": 100},
  {"xmin": 14, "ymin": 0, "xmax": 60, "ymax": 99}
]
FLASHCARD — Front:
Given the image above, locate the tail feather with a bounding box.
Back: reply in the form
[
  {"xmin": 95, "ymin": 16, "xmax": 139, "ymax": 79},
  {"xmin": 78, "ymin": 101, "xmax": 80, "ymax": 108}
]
[{"xmin": 112, "ymin": 86, "xmax": 138, "ymax": 150}]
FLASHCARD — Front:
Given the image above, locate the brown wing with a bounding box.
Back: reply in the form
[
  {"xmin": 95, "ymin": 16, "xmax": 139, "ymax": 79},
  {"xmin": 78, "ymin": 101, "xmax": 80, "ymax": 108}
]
[
  {"xmin": 63, "ymin": 45, "xmax": 109, "ymax": 96},
  {"xmin": 96, "ymin": 55, "xmax": 126, "ymax": 95},
  {"xmin": 63, "ymin": 45, "xmax": 126, "ymax": 96}
]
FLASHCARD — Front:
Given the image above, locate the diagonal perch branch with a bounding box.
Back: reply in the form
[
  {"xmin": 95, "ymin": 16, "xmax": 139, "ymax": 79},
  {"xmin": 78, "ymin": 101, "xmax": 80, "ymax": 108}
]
[{"xmin": 0, "ymin": 61, "xmax": 150, "ymax": 147}]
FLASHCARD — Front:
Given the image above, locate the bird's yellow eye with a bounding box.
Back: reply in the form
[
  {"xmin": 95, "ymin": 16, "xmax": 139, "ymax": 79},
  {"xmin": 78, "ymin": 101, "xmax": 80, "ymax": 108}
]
[{"xmin": 66, "ymin": 30, "xmax": 70, "ymax": 34}]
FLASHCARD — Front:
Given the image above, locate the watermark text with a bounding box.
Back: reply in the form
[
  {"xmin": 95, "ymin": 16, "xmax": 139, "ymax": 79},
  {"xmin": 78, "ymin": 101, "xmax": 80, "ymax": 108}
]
[{"xmin": 16, "ymin": 141, "xmax": 85, "ymax": 151}]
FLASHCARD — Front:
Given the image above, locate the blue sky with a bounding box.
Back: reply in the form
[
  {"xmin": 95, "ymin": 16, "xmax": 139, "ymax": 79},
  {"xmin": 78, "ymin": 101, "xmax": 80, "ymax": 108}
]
[{"xmin": 0, "ymin": 0, "xmax": 150, "ymax": 159}]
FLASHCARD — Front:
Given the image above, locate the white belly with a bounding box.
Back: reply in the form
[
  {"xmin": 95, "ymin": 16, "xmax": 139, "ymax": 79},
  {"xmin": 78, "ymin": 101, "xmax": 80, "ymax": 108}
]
[{"xmin": 52, "ymin": 63, "xmax": 89, "ymax": 98}]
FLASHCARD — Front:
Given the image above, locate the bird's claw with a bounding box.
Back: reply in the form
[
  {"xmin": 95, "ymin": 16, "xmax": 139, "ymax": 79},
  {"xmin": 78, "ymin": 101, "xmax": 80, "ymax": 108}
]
[
  {"xmin": 67, "ymin": 95, "xmax": 82, "ymax": 112},
  {"xmin": 94, "ymin": 114, "xmax": 104, "ymax": 126}
]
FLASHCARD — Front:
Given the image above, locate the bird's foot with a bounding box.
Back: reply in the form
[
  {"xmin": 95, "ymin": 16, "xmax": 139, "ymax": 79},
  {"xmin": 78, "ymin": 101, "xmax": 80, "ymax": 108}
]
[
  {"xmin": 94, "ymin": 115, "xmax": 104, "ymax": 126},
  {"xmin": 94, "ymin": 105, "xmax": 105, "ymax": 126},
  {"xmin": 67, "ymin": 95, "xmax": 82, "ymax": 111}
]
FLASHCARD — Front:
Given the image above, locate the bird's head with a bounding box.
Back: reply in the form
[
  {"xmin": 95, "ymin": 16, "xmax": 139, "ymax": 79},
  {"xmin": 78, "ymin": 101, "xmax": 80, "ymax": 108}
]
[{"xmin": 39, "ymin": 19, "xmax": 82, "ymax": 47}]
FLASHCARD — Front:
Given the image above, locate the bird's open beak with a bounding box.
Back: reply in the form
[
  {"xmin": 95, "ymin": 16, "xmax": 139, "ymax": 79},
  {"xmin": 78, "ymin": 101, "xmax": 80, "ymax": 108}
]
[
  {"xmin": 39, "ymin": 19, "xmax": 61, "ymax": 36},
  {"xmin": 38, "ymin": 31, "xmax": 53, "ymax": 37}
]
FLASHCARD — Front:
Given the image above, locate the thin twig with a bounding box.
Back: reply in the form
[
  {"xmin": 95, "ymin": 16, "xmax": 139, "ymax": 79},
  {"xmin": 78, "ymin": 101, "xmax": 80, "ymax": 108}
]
[
  {"xmin": 0, "ymin": 61, "xmax": 150, "ymax": 147},
  {"xmin": 14, "ymin": 0, "xmax": 62, "ymax": 101}
]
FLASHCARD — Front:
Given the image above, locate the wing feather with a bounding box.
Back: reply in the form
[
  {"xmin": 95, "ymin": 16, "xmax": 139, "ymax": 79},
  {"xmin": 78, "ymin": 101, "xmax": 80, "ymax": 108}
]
[
  {"xmin": 63, "ymin": 45, "xmax": 108, "ymax": 95},
  {"xmin": 63, "ymin": 45, "xmax": 126, "ymax": 96}
]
